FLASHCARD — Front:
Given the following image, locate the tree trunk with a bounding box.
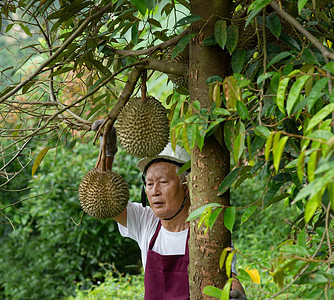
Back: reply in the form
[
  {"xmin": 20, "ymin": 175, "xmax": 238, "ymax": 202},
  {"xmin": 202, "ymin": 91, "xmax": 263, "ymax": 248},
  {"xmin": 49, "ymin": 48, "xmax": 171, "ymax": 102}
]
[{"xmin": 188, "ymin": 0, "xmax": 231, "ymax": 299}]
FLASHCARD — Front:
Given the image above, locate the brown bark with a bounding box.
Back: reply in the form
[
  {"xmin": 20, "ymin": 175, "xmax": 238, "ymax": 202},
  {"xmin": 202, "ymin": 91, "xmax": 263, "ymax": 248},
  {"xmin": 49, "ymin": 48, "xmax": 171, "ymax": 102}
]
[{"xmin": 188, "ymin": 0, "xmax": 231, "ymax": 299}]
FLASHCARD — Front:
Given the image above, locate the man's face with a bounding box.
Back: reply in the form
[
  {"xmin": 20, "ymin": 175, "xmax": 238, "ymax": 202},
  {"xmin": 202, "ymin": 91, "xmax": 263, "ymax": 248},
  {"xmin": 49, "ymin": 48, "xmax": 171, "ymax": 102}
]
[{"xmin": 145, "ymin": 162, "xmax": 187, "ymax": 220}]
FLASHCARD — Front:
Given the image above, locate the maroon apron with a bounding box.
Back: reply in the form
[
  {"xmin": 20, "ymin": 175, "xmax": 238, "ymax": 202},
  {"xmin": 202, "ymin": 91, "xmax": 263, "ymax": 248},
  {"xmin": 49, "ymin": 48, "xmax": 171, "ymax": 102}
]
[{"xmin": 144, "ymin": 221, "xmax": 190, "ymax": 300}]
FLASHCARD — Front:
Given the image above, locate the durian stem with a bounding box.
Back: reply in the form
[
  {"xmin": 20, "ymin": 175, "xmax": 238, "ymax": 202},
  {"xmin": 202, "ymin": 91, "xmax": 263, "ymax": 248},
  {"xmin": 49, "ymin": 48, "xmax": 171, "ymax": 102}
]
[{"xmin": 141, "ymin": 70, "xmax": 147, "ymax": 100}]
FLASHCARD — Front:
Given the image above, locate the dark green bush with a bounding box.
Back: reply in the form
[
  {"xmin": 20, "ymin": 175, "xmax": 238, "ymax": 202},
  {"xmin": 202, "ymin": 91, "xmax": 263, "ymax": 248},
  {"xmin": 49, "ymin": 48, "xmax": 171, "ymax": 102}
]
[{"xmin": 0, "ymin": 140, "xmax": 142, "ymax": 300}]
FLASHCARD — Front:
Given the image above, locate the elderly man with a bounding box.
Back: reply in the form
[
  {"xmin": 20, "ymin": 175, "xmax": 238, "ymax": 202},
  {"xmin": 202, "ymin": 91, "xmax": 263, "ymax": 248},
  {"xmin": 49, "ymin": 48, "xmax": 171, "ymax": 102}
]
[{"xmin": 93, "ymin": 121, "xmax": 246, "ymax": 300}]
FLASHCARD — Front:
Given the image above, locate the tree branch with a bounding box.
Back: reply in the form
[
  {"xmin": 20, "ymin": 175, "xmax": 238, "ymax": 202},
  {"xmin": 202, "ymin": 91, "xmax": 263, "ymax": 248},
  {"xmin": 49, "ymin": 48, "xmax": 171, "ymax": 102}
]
[
  {"xmin": 104, "ymin": 28, "xmax": 190, "ymax": 57},
  {"xmin": 270, "ymin": 1, "xmax": 334, "ymax": 61},
  {"xmin": 0, "ymin": 2, "xmax": 113, "ymax": 104}
]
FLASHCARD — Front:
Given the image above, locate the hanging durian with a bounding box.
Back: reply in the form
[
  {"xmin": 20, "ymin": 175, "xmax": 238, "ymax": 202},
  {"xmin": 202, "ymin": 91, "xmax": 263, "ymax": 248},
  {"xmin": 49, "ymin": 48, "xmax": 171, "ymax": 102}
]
[
  {"xmin": 79, "ymin": 168, "xmax": 129, "ymax": 219},
  {"xmin": 166, "ymin": 44, "xmax": 189, "ymax": 89},
  {"xmin": 115, "ymin": 96, "xmax": 170, "ymax": 158}
]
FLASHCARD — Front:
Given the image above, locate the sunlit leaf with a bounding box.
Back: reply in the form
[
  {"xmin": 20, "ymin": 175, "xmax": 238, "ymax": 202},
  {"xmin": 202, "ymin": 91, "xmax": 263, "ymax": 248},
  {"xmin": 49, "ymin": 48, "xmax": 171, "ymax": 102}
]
[
  {"xmin": 286, "ymin": 75, "xmax": 311, "ymax": 116},
  {"xmin": 203, "ymin": 285, "xmax": 222, "ymax": 298},
  {"xmin": 305, "ymin": 192, "xmax": 322, "ymax": 223},
  {"xmin": 241, "ymin": 205, "xmax": 257, "ymax": 224},
  {"xmin": 254, "ymin": 126, "xmax": 271, "ymax": 139},
  {"xmin": 298, "ymin": 0, "xmax": 308, "ymax": 14},
  {"xmin": 273, "ymin": 136, "xmax": 288, "ymax": 173},
  {"xmin": 245, "ymin": 268, "xmax": 261, "ymax": 284},
  {"xmin": 187, "ymin": 203, "xmax": 222, "ymax": 221},
  {"xmin": 32, "ymin": 147, "xmax": 52, "ymax": 177},
  {"xmin": 224, "ymin": 206, "xmax": 235, "ymax": 233},
  {"xmin": 276, "ymin": 77, "xmax": 289, "ymax": 115},
  {"xmin": 305, "ymin": 103, "xmax": 334, "ymax": 133},
  {"xmin": 221, "ymin": 278, "xmax": 234, "ymax": 300}
]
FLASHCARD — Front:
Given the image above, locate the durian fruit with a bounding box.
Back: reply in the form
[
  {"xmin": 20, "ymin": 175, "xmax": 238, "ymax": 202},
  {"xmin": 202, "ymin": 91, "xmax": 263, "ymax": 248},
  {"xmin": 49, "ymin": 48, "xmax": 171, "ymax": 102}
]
[
  {"xmin": 115, "ymin": 97, "xmax": 169, "ymax": 158},
  {"xmin": 79, "ymin": 168, "xmax": 129, "ymax": 219},
  {"xmin": 166, "ymin": 45, "xmax": 189, "ymax": 89}
]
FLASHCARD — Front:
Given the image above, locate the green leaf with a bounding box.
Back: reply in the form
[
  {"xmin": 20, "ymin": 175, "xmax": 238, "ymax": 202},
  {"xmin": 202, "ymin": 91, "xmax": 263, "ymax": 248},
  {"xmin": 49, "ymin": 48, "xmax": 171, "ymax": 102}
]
[
  {"xmin": 254, "ymin": 126, "xmax": 271, "ymax": 139},
  {"xmin": 297, "ymin": 229, "xmax": 306, "ymax": 248},
  {"xmin": 175, "ymin": 15, "xmax": 202, "ymax": 27},
  {"xmin": 145, "ymin": 0, "xmax": 156, "ymax": 10},
  {"xmin": 206, "ymin": 75, "xmax": 223, "ymax": 85},
  {"xmin": 286, "ymin": 75, "xmax": 311, "ymax": 116},
  {"xmin": 306, "ymin": 77, "xmax": 328, "ymax": 112},
  {"xmin": 224, "ymin": 120, "xmax": 234, "ymax": 152},
  {"xmin": 241, "ymin": 205, "xmax": 257, "ymax": 224},
  {"xmin": 49, "ymin": 66, "xmax": 74, "ymax": 77},
  {"xmin": 5, "ymin": 23, "xmax": 14, "ymax": 32},
  {"xmin": 215, "ymin": 19, "xmax": 227, "ymax": 49},
  {"xmin": 305, "ymin": 103, "xmax": 334, "ymax": 133},
  {"xmin": 221, "ymin": 278, "xmax": 234, "ymax": 300},
  {"xmin": 266, "ymin": 14, "xmax": 281, "ymax": 37},
  {"xmin": 297, "ymin": 151, "xmax": 305, "ymax": 183},
  {"xmin": 298, "ymin": 0, "xmax": 308, "ymax": 14},
  {"xmin": 19, "ymin": 23, "xmax": 32, "ymax": 37},
  {"xmin": 281, "ymin": 244, "xmax": 310, "ymax": 257},
  {"xmin": 224, "ymin": 206, "xmax": 236, "ymax": 232},
  {"xmin": 248, "ymin": 0, "xmax": 272, "ymax": 11},
  {"xmin": 11, "ymin": 124, "xmax": 22, "ymax": 138},
  {"xmin": 231, "ymin": 49, "xmax": 246, "ymax": 74},
  {"xmin": 276, "ymin": 77, "xmax": 290, "ymax": 115},
  {"xmin": 187, "ymin": 203, "xmax": 222, "ymax": 221},
  {"xmin": 273, "ymin": 136, "xmax": 288, "ymax": 173},
  {"xmin": 226, "ymin": 24, "xmax": 239, "ymax": 54},
  {"xmin": 218, "ymin": 167, "xmax": 242, "ymax": 196},
  {"xmin": 265, "ymin": 132, "xmax": 274, "ymax": 161},
  {"xmin": 203, "ymin": 286, "xmax": 222, "ymax": 298},
  {"xmin": 171, "ymin": 33, "xmax": 196, "ymax": 60},
  {"xmin": 305, "ymin": 192, "xmax": 322, "ymax": 223},
  {"xmin": 245, "ymin": 8, "xmax": 262, "ymax": 28},
  {"xmin": 130, "ymin": 0, "xmax": 147, "ymax": 15},
  {"xmin": 267, "ymin": 52, "xmax": 292, "ymax": 68},
  {"xmin": 131, "ymin": 22, "xmax": 139, "ymax": 45},
  {"xmin": 236, "ymin": 101, "xmax": 250, "ymax": 120},
  {"xmin": 233, "ymin": 134, "xmax": 242, "ymax": 164},
  {"xmin": 32, "ymin": 147, "xmax": 52, "ymax": 177},
  {"xmin": 307, "ymin": 151, "xmax": 318, "ymax": 182},
  {"xmin": 323, "ymin": 61, "xmax": 334, "ymax": 73},
  {"xmin": 225, "ymin": 251, "xmax": 236, "ymax": 278},
  {"xmin": 219, "ymin": 248, "xmax": 228, "ymax": 270},
  {"xmin": 87, "ymin": 102, "xmax": 105, "ymax": 120}
]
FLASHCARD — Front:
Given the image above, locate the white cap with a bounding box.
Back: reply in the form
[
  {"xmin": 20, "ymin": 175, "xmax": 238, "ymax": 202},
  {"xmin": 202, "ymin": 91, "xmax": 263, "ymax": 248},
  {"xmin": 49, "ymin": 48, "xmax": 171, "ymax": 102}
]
[{"xmin": 136, "ymin": 143, "xmax": 190, "ymax": 172}]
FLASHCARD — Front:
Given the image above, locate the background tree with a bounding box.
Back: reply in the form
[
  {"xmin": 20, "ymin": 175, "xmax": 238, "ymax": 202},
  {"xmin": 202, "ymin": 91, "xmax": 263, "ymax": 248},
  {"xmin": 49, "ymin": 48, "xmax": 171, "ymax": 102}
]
[{"xmin": 1, "ymin": 0, "xmax": 334, "ymax": 299}]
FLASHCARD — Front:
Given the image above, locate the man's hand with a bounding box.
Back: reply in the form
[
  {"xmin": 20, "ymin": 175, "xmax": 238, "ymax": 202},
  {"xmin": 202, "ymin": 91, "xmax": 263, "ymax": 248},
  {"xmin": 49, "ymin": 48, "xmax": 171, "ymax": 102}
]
[
  {"xmin": 91, "ymin": 119, "xmax": 117, "ymax": 157},
  {"xmin": 229, "ymin": 289, "xmax": 247, "ymax": 300}
]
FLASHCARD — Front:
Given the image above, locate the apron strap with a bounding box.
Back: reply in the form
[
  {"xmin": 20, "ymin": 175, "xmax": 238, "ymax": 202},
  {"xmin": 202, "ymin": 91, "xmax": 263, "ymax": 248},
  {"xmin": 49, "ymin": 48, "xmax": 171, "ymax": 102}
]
[{"xmin": 149, "ymin": 221, "xmax": 161, "ymax": 250}]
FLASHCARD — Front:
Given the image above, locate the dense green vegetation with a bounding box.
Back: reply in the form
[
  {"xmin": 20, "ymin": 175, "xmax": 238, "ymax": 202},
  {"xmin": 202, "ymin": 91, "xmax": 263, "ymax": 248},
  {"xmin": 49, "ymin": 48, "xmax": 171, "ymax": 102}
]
[
  {"xmin": 1, "ymin": 0, "xmax": 334, "ymax": 299},
  {"xmin": 0, "ymin": 140, "xmax": 142, "ymax": 299}
]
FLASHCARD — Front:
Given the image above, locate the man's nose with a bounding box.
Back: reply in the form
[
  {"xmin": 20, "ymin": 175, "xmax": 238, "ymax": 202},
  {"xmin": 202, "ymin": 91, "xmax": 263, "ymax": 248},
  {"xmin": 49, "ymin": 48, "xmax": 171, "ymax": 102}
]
[{"xmin": 152, "ymin": 183, "xmax": 161, "ymax": 195}]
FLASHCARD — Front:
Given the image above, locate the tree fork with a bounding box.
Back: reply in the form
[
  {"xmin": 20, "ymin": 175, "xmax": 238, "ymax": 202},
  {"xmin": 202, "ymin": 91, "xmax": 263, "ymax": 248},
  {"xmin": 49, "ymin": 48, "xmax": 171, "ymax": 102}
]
[{"xmin": 188, "ymin": 0, "xmax": 231, "ymax": 298}]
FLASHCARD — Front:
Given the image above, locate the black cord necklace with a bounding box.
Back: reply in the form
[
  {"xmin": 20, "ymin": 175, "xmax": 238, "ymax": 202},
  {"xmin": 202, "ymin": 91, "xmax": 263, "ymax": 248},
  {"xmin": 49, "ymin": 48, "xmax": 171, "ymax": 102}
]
[{"xmin": 162, "ymin": 193, "xmax": 189, "ymax": 221}]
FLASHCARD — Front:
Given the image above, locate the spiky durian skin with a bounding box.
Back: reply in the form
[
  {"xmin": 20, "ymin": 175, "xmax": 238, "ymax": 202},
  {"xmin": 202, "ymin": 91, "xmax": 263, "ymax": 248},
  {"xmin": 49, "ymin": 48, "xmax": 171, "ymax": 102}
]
[
  {"xmin": 166, "ymin": 45, "xmax": 189, "ymax": 88},
  {"xmin": 115, "ymin": 97, "xmax": 170, "ymax": 158},
  {"xmin": 79, "ymin": 168, "xmax": 129, "ymax": 219}
]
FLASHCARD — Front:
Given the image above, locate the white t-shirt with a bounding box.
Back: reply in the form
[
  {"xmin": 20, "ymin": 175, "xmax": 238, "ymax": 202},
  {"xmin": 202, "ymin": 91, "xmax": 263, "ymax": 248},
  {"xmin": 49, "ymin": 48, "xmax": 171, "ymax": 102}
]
[{"xmin": 118, "ymin": 202, "xmax": 236, "ymax": 274}]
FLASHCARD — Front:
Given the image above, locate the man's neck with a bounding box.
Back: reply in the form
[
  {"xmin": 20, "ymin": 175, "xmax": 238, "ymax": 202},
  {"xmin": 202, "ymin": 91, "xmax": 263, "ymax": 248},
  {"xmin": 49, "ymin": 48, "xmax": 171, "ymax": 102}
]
[{"xmin": 161, "ymin": 211, "xmax": 189, "ymax": 232}]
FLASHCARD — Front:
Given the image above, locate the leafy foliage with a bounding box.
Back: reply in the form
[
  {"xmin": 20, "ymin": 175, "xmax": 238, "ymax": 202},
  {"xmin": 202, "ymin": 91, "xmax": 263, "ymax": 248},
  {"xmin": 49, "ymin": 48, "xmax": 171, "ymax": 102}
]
[
  {"xmin": 1, "ymin": 0, "xmax": 334, "ymax": 298},
  {"xmin": 0, "ymin": 141, "xmax": 142, "ymax": 300}
]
